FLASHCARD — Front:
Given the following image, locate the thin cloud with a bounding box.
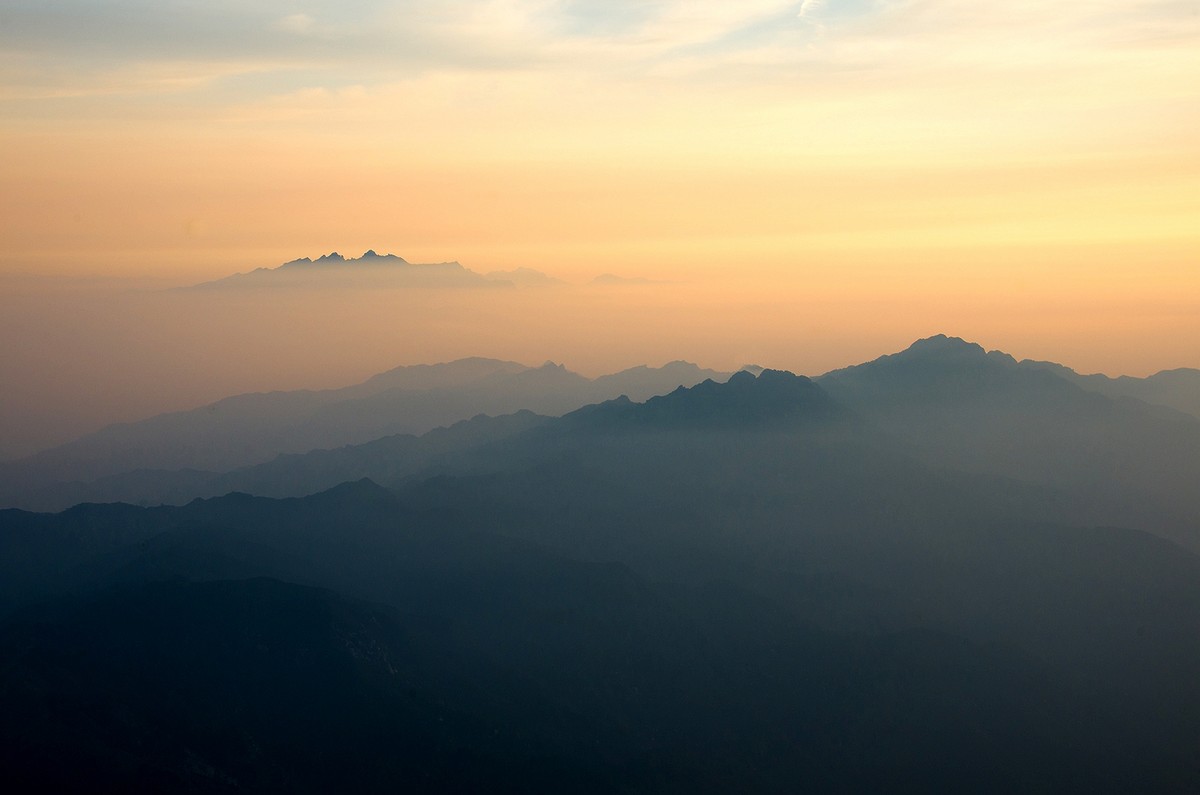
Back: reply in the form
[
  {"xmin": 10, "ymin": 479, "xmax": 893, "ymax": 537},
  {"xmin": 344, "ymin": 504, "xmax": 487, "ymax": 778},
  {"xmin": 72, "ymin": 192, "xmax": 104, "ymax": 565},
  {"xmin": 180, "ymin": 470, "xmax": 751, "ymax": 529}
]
[
  {"xmin": 275, "ymin": 13, "xmax": 316, "ymax": 35},
  {"xmin": 4, "ymin": 0, "xmax": 1196, "ymax": 105},
  {"xmin": 797, "ymin": 0, "xmax": 824, "ymax": 19}
]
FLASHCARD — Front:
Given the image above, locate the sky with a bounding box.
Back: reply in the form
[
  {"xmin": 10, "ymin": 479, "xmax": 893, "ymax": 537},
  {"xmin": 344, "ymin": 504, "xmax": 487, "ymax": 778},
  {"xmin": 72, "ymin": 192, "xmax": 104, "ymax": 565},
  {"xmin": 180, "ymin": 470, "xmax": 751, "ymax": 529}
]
[{"xmin": 1, "ymin": 1, "xmax": 1199, "ymax": 456}]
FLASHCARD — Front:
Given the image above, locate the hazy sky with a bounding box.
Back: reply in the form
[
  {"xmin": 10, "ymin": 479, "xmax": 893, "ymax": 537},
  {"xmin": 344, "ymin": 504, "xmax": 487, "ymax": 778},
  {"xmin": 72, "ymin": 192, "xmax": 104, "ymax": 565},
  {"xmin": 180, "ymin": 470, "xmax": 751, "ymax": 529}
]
[
  {"xmin": 3, "ymin": 0, "xmax": 1196, "ymax": 275},
  {"xmin": 1, "ymin": 1, "xmax": 1198, "ymax": 455}
]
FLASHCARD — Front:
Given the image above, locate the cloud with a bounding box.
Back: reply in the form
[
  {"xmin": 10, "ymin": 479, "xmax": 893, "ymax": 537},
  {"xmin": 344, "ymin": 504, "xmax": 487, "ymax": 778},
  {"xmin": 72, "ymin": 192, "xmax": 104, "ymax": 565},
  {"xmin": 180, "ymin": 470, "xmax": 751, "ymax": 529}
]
[
  {"xmin": 0, "ymin": 2, "xmax": 827, "ymax": 95},
  {"xmin": 797, "ymin": 0, "xmax": 824, "ymax": 19},
  {"xmin": 275, "ymin": 13, "xmax": 316, "ymax": 35},
  {"xmin": 2, "ymin": 0, "xmax": 1197, "ymax": 160},
  {"xmin": 3, "ymin": 1, "xmax": 1195, "ymax": 104}
]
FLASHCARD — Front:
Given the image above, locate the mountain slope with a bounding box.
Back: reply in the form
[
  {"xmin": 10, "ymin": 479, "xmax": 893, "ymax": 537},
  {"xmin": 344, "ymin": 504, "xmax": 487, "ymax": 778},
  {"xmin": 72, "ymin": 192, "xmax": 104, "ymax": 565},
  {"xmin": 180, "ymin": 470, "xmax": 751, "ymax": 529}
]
[
  {"xmin": 4, "ymin": 471, "xmax": 1199, "ymax": 792},
  {"xmin": 5, "ymin": 573, "xmax": 1151, "ymax": 794},
  {"xmin": 1020, "ymin": 359, "xmax": 1200, "ymax": 419},
  {"xmin": 5, "ymin": 340, "xmax": 1200, "ymax": 791},
  {"xmin": 7, "ymin": 410, "xmax": 550, "ymax": 511},
  {"xmin": 0, "ymin": 359, "xmax": 730, "ymax": 509},
  {"xmin": 817, "ymin": 334, "xmax": 1200, "ymax": 547}
]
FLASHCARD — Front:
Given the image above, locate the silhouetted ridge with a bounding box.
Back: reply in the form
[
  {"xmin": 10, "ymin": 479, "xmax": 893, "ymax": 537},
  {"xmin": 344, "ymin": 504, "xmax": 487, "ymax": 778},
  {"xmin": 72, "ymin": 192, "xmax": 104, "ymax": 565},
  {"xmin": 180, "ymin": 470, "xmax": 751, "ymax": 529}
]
[
  {"xmin": 876, "ymin": 334, "xmax": 1018, "ymax": 368},
  {"xmin": 819, "ymin": 333, "xmax": 1038, "ymax": 400},
  {"xmin": 905, "ymin": 333, "xmax": 982, "ymax": 355},
  {"xmin": 565, "ymin": 369, "xmax": 843, "ymax": 429},
  {"xmin": 280, "ymin": 250, "xmax": 409, "ymax": 269},
  {"xmin": 189, "ymin": 251, "xmax": 500, "ymax": 291}
]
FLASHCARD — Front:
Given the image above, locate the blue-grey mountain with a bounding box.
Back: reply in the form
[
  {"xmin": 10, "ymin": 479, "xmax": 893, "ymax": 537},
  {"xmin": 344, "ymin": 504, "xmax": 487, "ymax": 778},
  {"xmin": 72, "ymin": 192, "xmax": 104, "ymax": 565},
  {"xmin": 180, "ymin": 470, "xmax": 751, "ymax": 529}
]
[
  {"xmin": 0, "ymin": 358, "xmax": 730, "ymax": 510},
  {"xmin": 4, "ymin": 337, "xmax": 1200, "ymax": 792},
  {"xmin": 189, "ymin": 250, "xmax": 560, "ymax": 290}
]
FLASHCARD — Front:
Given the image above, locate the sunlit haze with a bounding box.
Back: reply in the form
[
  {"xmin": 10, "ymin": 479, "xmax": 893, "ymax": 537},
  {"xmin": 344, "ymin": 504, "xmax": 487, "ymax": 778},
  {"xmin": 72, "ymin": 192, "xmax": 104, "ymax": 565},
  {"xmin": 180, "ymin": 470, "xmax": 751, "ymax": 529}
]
[
  {"xmin": 5, "ymin": 7, "xmax": 1200, "ymax": 787},
  {"xmin": 2, "ymin": 1, "xmax": 1198, "ymax": 456}
]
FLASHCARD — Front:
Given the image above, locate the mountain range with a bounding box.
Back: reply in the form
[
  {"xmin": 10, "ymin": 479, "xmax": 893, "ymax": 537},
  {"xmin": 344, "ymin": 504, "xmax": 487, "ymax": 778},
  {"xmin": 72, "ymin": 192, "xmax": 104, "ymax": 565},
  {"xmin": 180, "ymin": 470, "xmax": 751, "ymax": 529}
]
[
  {"xmin": 818, "ymin": 335, "xmax": 1200, "ymax": 548},
  {"xmin": 188, "ymin": 250, "xmax": 561, "ymax": 290},
  {"xmin": 6, "ymin": 335, "xmax": 1199, "ymax": 532},
  {"xmin": 3, "ymin": 348, "xmax": 1200, "ymax": 791},
  {"xmin": 0, "ymin": 358, "xmax": 730, "ymax": 509},
  {"xmin": 1022, "ymin": 356, "xmax": 1200, "ymax": 418}
]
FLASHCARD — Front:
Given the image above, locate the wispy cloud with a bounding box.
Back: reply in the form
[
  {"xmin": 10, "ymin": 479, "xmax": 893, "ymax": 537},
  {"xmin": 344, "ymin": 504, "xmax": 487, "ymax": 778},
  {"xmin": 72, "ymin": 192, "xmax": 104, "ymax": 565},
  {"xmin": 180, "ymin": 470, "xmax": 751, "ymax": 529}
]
[
  {"xmin": 797, "ymin": 0, "xmax": 824, "ymax": 20},
  {"xmin": 2, "ymin": 0, "xmax": 1195, "ymax": 103},
  {"xmin": 275, "ymin": 13, "xmax": 316, "ymax": 35},
  {"xmin": 3, "ymin": 1, "xmax": 1197, "ymax": 182}
]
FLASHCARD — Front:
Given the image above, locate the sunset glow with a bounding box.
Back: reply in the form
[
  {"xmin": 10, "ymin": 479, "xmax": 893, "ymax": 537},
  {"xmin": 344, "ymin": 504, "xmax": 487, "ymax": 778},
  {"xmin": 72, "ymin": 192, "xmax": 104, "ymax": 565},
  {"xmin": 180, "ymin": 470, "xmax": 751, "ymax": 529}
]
[{"xmin": 2, "ymin": 1, "xmax": 1198, "ymax": 451}]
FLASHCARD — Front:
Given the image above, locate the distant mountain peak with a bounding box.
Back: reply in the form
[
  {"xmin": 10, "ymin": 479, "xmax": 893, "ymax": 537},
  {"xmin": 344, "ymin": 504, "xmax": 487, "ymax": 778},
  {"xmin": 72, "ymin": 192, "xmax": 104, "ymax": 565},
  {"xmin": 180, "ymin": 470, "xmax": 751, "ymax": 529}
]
[
  {"xmin": 816, "ymin": 335, "xmax": 1018, "ymax": 375},
  {"xmin": 277, "ymin": 251, "xmax": 411, "ymax": 269},
  {"xmin": 897, "ymin": 335, "xmax": 1019, "ymax": 367},
  {"xmin": 188, "ymin": 251, "xmax": 492, "ymax": 290},
  {"xmin": 818, "ymin": 335, "xmax": 1063, "ymax": 405},
  {"xmin": 654, "ymin": 360, "xmax": 705, "ymax": 374},
  {"xmin": 298, "ymin": 250, "xmax": 410, "ymax": 265},
  {"xmin": 904, "ymin": 334, "xmax": 985, "ymax": 356}
]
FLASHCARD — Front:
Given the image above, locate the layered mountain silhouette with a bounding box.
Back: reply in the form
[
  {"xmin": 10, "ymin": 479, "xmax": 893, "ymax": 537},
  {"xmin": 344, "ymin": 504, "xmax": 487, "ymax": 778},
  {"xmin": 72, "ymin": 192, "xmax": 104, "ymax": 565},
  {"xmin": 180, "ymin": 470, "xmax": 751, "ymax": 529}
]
[
  {"xmin": 10, "ymin": 337, "xmax": 1200, "ymax": 554},
  {"xmin": 1022, "ymin": 358, "xmax": 1200, "ymax": 419},
  {"xmin": 4, "ymin": 360, "xmax": 1200, "ymax": 790},
  {"xmin": 817, "ymin": 335, "xmax": 1200, "ymax": 546},
  {"xmin": 0, "ymin": 359, "xmax": 730, "ymax": 510},
  {"xmin": 188, "ymin": 250, "xmax": 561, "ymax": 290},
  {"xmin": 9, "ymin": 411, "xmax": 550, "ymax": 510},
  {"xmin": 824, "ymin": 334, "xmax": 1200, "ymax": 421}
]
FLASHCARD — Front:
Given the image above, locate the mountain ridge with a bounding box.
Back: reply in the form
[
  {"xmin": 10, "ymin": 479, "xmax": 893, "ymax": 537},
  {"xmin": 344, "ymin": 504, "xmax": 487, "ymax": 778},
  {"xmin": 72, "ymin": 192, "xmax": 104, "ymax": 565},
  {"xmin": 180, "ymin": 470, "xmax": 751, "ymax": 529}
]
[
  {"xmin": 0, "ymin": 358, "xmax": 732, "ymax": 508},
  {"xmin": 5, "ymin": 349, "xmax": 1200, "ymax": 790},
  {"xmin": 188, "ymin": 251, "xmax": 562, "ymax": 291}
]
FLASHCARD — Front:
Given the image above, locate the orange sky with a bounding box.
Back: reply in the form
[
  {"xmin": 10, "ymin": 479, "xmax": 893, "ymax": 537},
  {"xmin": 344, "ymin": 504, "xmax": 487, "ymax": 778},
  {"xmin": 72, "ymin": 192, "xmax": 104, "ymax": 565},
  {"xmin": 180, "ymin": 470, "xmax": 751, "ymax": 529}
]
[
  {"xmin": 4, "ymin": 1, "xmax": 1197, "ymax": 280},
  {"xmin": 1, "ymin": 0, "xmax": 1198, "ymax": 455}
]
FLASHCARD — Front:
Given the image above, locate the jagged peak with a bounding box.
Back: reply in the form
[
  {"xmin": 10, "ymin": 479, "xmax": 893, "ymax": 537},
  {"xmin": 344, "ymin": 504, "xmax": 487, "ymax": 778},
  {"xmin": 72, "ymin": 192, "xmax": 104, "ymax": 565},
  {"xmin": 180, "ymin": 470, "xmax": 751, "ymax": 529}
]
[
  {"xmin": 279, "ymin": 250, "xmax": 410, "ymax": 269},
  {"xmin": 358, "ymin": 250, "xmax": 408, "ymax": 263}
]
